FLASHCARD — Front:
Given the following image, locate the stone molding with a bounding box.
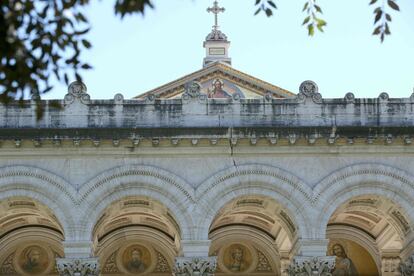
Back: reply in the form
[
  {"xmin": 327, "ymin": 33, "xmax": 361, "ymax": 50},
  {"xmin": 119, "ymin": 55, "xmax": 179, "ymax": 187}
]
[
  {"xmin": 2, "ymin": 162, "xmax": 414, "ymax": 243},
  {"xmin": 56, "ymin": 258, "xmax": 99, "ymax": 276},
  {"xmin": 78, "ymin": 165, "xmax": 195, "ymax": 240},
  {"xmin": 400, "ymin": 255, "xmax": 414, "ymax": 276},
  {"xmin": 286, "ymin": 256, "xmax": 335, "ymax": 276},
  {"xmin": 195, "ymin": 163, "xmax": 312, "ymax": 240},
  {"xmin": 0, "ymin": 165, "xmax": 77, "ymax": 239},
  {"xmin": 314, "ymin": 163, "xmax": 414, "ymax": 239},
  {"xmin": 173, "ymin": 256, "xmax": 217, "ymax": 276}
]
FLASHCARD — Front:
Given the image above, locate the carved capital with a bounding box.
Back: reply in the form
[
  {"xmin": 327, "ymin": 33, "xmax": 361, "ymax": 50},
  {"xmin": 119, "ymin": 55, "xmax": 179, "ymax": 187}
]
[
  {"xmin": 56, "ymin": 258, "xmax": 99, "ymax": 276},
  {"xmin": 400, "ymin": 255, "xmax": 414, "ymax": 276},
  {"xmin": 382, "ymin": 257, "xmax": 401, "ymax": 274},
  {"xmin": 173, "ymin": 256, "xmax": 217, "ymax": 276},
  {"xmin": 287, "ymin": 256, "xmax": 335, "ymax": 276}
]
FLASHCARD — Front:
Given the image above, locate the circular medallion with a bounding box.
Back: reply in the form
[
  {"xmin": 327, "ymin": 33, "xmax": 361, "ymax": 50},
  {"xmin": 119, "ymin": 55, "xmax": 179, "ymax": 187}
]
[
  {"xmin": 17, "ymin": 245, "xmax": 49, "ymax": 275},
  {"xmin": 222, "ymin": 243, "xmax": 253, "ymax": 273},
  {"xmin": 121, "ymin": 244, "xmax": 151, "ymax": 274}
]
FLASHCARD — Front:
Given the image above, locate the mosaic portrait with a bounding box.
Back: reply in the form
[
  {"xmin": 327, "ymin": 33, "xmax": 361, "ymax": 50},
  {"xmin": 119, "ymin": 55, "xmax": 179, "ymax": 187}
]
[
  {"xmin": 17, "ymin": 245, "xmax": 49, "ymax": 275},
  {"xmin": 328, "ymin": 239, "xmax": 378, "ymax": 276},
  {"xmin": 121, "ymin": 244, "xmax": 151, "ymax": 274},
  {"xmin": 201, "ymin": 78, "xmax": 244, "ymax": 99},
  {"xmin": 329, "ymin": 243, "xmax": 358, "ymax": 276},
  {"xmin": 222, "ymin": 243, "xmax": 252, "ymax": 273}
]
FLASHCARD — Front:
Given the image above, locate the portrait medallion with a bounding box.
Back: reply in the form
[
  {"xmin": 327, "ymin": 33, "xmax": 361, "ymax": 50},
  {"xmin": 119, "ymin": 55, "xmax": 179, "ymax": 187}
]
[
  {"xmin": 221, "ymin": 243, "xmax": 253, "ymax": 273},
  {"xmin": 121, "ymin": 244, "xmax": 151, "ymax": 274},
  {"xmin": 17, "ymin": 245, "xmax": 49, "ymax": 275}
]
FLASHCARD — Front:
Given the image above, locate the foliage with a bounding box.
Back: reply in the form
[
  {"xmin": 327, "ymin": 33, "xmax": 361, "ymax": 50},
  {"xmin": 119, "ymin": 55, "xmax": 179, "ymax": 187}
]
[
  {"xmin": 0, "ymin": 0, "xmax": 402, "ymax": 115},
  {"xmin": 370, "ymin": 0, "xmax": 400, "ymax": 42}
]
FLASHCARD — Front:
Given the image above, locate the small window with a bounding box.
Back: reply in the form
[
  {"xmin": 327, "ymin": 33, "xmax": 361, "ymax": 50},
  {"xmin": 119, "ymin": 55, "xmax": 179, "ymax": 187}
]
[{"xmin": 209, "ymin": 47, "xmax": 225, "ymax": 55}]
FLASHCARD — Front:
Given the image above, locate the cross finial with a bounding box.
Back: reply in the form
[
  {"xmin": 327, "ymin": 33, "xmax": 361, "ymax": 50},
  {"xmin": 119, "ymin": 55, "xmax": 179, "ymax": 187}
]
[{"xmin": 207, "ymin": 1, "xmax": 225, "ymax": 30}]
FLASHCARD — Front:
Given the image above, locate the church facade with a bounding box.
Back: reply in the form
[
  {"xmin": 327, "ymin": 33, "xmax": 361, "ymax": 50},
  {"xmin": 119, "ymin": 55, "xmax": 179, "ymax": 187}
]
[{"xmin": 1, "ymin": 2, "xmax": 414, "ymax": 276}]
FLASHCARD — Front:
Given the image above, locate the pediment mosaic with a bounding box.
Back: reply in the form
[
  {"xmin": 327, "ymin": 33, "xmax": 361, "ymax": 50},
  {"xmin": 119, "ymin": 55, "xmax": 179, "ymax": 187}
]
[{"xmin": 136, "ymin": 62, "xmax": 294, "ymax": 100}]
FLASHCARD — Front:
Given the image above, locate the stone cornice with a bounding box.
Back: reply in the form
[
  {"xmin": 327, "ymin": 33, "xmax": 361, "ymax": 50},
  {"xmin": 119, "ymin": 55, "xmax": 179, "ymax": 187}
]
[{"xmin": 2, "ymin": 81, "xmax": 414, "ymax": 143}]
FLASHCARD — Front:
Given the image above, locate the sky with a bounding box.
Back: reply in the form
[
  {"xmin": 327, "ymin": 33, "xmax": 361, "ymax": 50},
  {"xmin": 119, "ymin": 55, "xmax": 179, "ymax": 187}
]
[{"xmin": 46, "ymin": 0, "xmax": 414, "ymax": 99}]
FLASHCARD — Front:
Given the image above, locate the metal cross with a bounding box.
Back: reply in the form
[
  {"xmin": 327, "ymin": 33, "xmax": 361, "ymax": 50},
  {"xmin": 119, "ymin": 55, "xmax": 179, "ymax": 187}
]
[{"xmin": 207, "ymin": 1, "xmax": 225, "ymax": 30}]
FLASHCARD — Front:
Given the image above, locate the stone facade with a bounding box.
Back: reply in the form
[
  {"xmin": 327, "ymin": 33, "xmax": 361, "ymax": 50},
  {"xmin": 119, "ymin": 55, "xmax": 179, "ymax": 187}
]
[{"xmin": 1, "ymin": 79, "xmax": 414, "ymax": 275}]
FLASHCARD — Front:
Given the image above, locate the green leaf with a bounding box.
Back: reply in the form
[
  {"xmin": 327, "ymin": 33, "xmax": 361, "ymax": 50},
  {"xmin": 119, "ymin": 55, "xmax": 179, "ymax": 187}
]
[
  {"xmin": 314, "ymin": 5, "xmax": 323, "ymax": 14},
  {"xmin": 302, "ymin": 1, "xmax": 309, "ymax": 12},
  {"xmin": 254, "ymin": 8, "xmax": 261, "ymax": 15},
  {"xmin": 308, "ymin": 24, "xmax": 315, "ymax": 36},
  {"xmin": 265, "ymin": 8, "xmax": 273, "ymax": 17},
  {"xmin": 374, "ymin": 10, "xmax": 382, "ymax": 23},
  {"xmin": 302, "ymin": 16, "xmax": 310, "ymax": 25},
  {"xmin": 267, "ymin": 1, "xmax": 277, "ymax": 9},
  {"xmin": 372, "ymin": 25, "xmax": 381, "ymax": 35},
  {"xmin": 369, "ymin": 0, "xmax": 378, "ymax": 5},
  {"xmin": 388, "ymin": 0, "xmax": 400, "ymax": 11},
  {"xmin": 81, "ymin": 63, "xmax": 93, "ymax": 69},
  {"xmin": 81, "ymin": 39, "xmax": 92, "ymax": 49},
  {"xmin": 316, "ymin": 18, "xmax": 327, "ymax": 26},
  {"xmin": 385, "ymin": 23, "xmax": 391, "ymax": 34},
  {"xmin": 386, "ymin": 13, "xmax": 392, "ymax": 21}
]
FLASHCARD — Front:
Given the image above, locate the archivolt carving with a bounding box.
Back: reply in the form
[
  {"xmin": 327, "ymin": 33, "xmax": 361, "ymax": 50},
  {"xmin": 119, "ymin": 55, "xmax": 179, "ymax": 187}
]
[
  {"xmin": 196, "ymin": 164, "xmax": 313, "ymax": 240},
  {"xmin": 0, "ymin": 165, "xmax": 76, "ymax": 204},
  {"xmin": 79, "ymin": 165, "xmax": 195, "ymax": 240},
  {"xmin": 313, "ymin": 163, "xmax": 414, "ymax": 239},
  {"xmin": 0, "ymin": 165, "xmax": 76, "ymax": 240},
  {"xmin": 197, "ymin": 164, "xmax": 312, "ymax": 200},
  {"xmin": 79, "ymin": 165, "xmax": 195, "ymax": 203}
]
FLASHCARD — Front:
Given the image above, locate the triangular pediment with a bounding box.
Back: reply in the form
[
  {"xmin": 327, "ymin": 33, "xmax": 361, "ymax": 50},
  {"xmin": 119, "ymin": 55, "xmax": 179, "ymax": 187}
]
[{"xmin": 134, "ymin": 62, "xmax": 295, "ymax": 99}]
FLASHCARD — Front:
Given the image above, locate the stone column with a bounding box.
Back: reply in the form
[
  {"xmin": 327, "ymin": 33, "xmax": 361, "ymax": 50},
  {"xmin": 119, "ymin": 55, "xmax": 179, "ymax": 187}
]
[
  {"xmin": 382, "ymin": 257, "xmax": 401, "ymax": 276},
  {"xmin": 56, "ymin": 258, "xmax": 99, "ymax": 276},
  {"xmin": 286, "ymin": 256, "xmax": 335, "ymax": 276},
  {"xmin": 173, "ymin": 256, "xmax": 217, "ymax": 276},
  {"xmin": 400, "ymin": 255, "xmax": 414, "ymax": 276}
]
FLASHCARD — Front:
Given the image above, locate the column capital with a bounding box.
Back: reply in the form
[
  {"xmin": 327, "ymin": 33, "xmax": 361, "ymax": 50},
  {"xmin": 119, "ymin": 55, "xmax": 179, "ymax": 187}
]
[
  {"xmin": 173, "ymin": 256, "xmax": 217, "ymax": 276},
  {"xmin": 382, "ymin": 256, "xmax": 401, "ymax": 275},
  {"xmin": 287, "ymin": 256, "xmax": 335, "ymax": 276},
  {"xmin": 56, "ymin": 257, "xmax": 99, "ymax": 276},
  {"xmin": 400, "ymin": 255, "xmax": 414, "ymax": 276}
]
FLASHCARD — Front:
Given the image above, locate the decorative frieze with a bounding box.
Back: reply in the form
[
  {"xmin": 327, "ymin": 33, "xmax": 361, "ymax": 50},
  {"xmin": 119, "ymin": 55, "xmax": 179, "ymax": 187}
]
[
  {"xmin": 56, "ymin": 258, "xmax": 99, "ymax": 276},
  {"xmin": 173, "ymin": 257, "xmax": 217, "ymax": 276},
  {"xmin": 286, "ymin": 256, "xmax": 335, "ymax": 276}
]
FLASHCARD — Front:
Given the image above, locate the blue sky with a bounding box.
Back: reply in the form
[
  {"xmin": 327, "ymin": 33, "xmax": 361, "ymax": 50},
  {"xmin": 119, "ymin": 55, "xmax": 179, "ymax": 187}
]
[{"xmin": 47, "ymin": 0, "xmax": 414, "ymax": 99}]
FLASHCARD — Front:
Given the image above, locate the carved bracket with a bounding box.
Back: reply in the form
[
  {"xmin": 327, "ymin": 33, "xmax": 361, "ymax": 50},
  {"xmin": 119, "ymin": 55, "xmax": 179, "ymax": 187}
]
[
  {"xmin": 56, "ymin": 258, "xmax": 99, "ymax": 276},
  {"xmin": 173, "ymin": 256, "xmax": 217, "ymax": 276},
  {"xmin": 286, "ymin": 256, "xmax": 335, "ymax": 276}
]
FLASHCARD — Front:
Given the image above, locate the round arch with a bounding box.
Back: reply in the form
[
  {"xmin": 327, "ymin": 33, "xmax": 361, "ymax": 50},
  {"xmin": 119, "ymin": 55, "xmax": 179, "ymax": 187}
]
[
  {"xmin": 0, "ymin": 165, "xmax": 77, "ymax": 240},
  {"xmin": 195, "ymin": 164, "xmax": 313, "ymax": 241},
  {"xmin": 314, "ymin": 163, "xmax": 414, "ymax": 240},
  {"xmin": 79, "ymin": 165, "xmax": 196, "ymax": 240}
]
